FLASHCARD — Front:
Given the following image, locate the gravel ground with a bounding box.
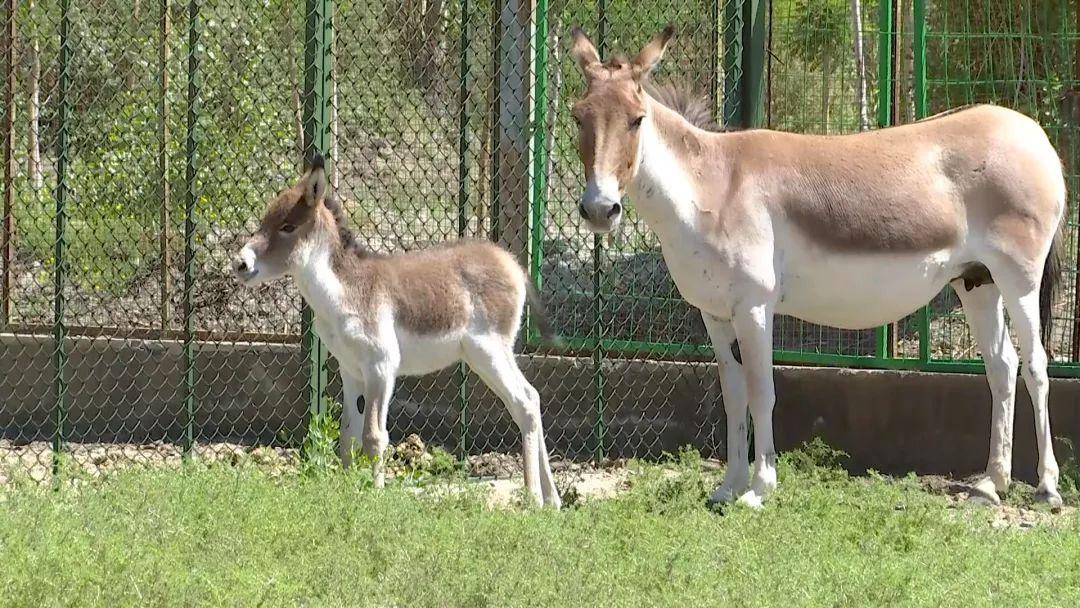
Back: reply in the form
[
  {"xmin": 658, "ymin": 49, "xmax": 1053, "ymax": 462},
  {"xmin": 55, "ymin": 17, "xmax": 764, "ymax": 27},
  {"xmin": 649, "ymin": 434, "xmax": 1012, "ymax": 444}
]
[{"xmin": 3, "ymin": 437, "xmax": 1071, "ymax": 530}]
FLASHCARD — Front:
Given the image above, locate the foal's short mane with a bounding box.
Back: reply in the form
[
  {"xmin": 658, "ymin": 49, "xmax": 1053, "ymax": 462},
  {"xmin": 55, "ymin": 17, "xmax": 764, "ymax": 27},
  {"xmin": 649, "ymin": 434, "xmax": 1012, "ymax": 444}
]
[{"xmin": 323, "ymin": 191, "xmax": 375, "ymax": 257}]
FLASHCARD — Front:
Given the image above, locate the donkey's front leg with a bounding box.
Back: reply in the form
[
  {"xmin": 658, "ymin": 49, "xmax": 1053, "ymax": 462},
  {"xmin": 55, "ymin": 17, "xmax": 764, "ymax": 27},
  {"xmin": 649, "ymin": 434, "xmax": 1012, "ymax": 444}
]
[
  {"xmin": 731, "ymin": 302, "xmax": 778, "ymax": 509},
  {"xmin": 361, "ymin": 359, "xmax": 397, "ymax": 488},
  {"xmin": 339, "ymin": 368, "xmax": 366, "ymax": 468},
  {"xmin": 701, "ymin": 313, "xmax": 750, "ymax": 506}
]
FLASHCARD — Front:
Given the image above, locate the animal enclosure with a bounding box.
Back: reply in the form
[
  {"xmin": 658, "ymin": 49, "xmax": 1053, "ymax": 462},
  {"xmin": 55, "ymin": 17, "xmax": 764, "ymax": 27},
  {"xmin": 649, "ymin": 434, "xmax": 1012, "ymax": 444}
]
[{"xmin": 1, "ymin": 0, "xmax": 1079, "ymax": 476}]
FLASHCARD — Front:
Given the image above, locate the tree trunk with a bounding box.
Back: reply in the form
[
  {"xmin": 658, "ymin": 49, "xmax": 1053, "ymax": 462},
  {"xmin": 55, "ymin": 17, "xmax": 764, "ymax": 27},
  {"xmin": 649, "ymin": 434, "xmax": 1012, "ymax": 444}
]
[
  {"xmin": 127, "ymin": 0, "xmax": 142, "ymax": 89},
  {"xmin": 850, "ymin": 0, "xmax": 869, "ymax": 131},
  {"xmin": 902, "ymin": 0, "xmax": 915, "ymax": 122},
  {"xmin": 403, "ymin": 0, "xmax": 447, "ymax": 90},
  {"xmin": 294, "ymin": 85, "xmax": 304, "ymax": 172},
  {"xmin": 543, "ymin": 18, "xmax": 563, "ymax": 240},
  {"xmin": 821, "ymin": 53, "xmax": 831, "ymax": 131},
  {"xmin": 27, "ymin": 0, "xmax": 41, "ymax": 191}
]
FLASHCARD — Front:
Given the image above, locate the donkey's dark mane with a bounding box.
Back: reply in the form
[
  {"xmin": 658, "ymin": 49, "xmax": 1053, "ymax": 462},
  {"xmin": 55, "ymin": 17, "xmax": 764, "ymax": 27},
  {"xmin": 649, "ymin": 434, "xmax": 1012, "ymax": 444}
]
[{"xmin": 644, "ymin": 79, "xmax": 737, "ymax": 133}]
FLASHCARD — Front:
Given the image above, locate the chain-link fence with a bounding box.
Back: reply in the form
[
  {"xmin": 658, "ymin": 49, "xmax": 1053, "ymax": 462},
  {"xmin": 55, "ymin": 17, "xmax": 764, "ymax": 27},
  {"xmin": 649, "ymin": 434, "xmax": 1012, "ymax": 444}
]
[{"xmin": 1, "ymin": 0, "xmax": 1078, "ymax": 481}]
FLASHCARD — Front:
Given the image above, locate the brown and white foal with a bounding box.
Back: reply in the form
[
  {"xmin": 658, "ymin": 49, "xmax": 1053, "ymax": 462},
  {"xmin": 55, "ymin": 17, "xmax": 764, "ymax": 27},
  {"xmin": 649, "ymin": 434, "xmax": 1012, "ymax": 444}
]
[
  {"xmin": 569, "ymin": 27, "xmax": 1066, "ymax": 509},
  {"xmin": 233, "ymin": 156, "xmax": 560, "ymax": 507}
]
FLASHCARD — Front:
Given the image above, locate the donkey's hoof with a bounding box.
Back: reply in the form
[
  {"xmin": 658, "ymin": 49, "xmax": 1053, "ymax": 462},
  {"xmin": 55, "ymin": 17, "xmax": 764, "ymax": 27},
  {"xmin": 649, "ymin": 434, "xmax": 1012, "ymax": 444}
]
[
  {"xmin": 1034, "ymin": 487, "xmax": 1063, "ymax": 512},
  {"xmin": 705, "ymin": 495, "xmax": 729, "ymax": 513},
  {"xmin": 735, "ymin": 490, "xmax": 765, "ymax": 510},
  {"xmin": 968, "ymin": 477, "xmax": 1001, "ymax": 507},
  {"xmin": 706, "ymin": 484, "xmax": 740, "ymax": 509}
]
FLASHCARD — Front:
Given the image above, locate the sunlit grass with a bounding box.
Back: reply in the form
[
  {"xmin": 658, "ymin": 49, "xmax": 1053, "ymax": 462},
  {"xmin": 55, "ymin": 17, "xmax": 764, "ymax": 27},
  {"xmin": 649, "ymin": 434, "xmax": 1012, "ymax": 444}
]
[{"xmin": 2, "ymin": 445, "xmax": 1079, "ymax": 608}]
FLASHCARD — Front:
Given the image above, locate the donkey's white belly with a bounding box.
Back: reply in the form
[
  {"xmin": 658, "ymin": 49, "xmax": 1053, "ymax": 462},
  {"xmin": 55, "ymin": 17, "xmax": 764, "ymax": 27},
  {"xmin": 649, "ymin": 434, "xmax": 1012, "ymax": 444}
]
[
  {"xmin": 316, "ymin": 314, "xmax": 463, "ymax": 378},
  {"xmin": 776, "ymin": 248, "xmax": 957, "ymax": 329},
  {"xmin": 395, "ymin": 329, "xmax": 465, "ymax": 376},
  {"xmin": 653, "ymin": 219, "xmax": 961, "ymax": 330}
]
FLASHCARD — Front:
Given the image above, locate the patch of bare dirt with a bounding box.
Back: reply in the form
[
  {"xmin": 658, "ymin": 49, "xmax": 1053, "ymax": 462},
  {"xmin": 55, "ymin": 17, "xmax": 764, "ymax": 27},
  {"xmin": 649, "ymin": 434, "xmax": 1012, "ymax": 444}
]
[{"xmin": 920, "ymin": 475, "xmax": 1076, "ymax": 530}]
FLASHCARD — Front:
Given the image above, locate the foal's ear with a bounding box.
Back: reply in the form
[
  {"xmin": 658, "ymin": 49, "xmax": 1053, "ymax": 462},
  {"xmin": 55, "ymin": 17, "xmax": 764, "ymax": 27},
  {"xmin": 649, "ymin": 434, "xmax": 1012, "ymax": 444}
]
[
  {"xmin": 570, "ymin": 27, "xmax": 601, "ymax": 75},
  {"xmin": 632, "ymin": 25, "xmax": 675, "ymax": 78},
  {"xmin": 302, "ymin": 153, "xmax": 328, "ymax": 207}
]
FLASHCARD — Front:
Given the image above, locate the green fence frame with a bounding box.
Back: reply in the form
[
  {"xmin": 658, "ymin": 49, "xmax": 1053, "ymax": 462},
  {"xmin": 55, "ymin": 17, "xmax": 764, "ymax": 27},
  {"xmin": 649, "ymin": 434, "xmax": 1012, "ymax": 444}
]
[
  {"xmin": 5, "ymin": 0, "xmax": 1079, "ymax": 474},
  {"xmin": 524, "ymin": 0, "xmax": 1080, "ymax": 384}
]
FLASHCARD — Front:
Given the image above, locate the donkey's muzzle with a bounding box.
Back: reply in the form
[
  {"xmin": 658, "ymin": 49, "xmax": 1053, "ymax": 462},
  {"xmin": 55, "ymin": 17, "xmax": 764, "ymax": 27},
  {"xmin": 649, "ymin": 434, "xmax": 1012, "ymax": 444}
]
[
  {"xmin": 232, "ymin": 247, "xmax": 260, "ymax": 284},
  {"xmin": 579, "ymin": 197, "xmax": 622, "ymax": 233}
]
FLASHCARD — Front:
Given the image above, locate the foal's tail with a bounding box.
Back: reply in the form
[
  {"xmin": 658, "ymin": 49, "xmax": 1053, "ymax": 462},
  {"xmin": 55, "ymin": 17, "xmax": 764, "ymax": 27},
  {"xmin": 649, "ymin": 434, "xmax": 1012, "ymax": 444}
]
[
  {"xmin": 525, "ymin": 279, "xmax": 562, "ymax": 346},
  {"xmin": 1040, "ymin": 215, "xmax": 1066, "ymax": 354}
]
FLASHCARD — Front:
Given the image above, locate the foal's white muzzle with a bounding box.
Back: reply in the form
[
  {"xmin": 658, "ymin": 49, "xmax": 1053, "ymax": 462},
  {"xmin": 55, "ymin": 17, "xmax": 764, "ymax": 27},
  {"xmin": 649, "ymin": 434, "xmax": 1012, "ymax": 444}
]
[{"xmin": 232, "ymin": 245, "xmax": 260, "ymax": 285}]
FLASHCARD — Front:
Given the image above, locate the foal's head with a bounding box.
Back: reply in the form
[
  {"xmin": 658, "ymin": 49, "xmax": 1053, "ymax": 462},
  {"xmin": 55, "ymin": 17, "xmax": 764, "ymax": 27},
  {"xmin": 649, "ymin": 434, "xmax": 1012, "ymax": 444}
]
[
  {"xmin": 570, "ymin": 25, "xmax": 673, "ymax": 233},
  {"xmin": 233, "ymin": 156, "xmax": 330, "ymax": 286}
]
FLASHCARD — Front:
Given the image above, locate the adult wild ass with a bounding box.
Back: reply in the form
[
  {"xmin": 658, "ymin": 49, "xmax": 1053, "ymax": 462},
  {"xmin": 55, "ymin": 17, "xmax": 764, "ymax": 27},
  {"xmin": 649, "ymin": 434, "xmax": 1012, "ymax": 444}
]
[
  {"xmin": 233, "ymin": 156, "xmax": 561, "ymax": 507},
  {"xmin": 569, "ymin": 26, "xmax": 1066, "ymax": 509}
]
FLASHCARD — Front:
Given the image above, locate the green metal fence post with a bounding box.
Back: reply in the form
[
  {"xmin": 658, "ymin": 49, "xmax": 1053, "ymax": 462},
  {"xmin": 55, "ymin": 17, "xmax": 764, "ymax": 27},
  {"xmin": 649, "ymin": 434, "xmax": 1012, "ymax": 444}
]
[
  {"xmin": 722, "ymin": 0, "xmax": 743, "ymax": 126},
  {"xmin": 2, "ymin": 0, "xmax": 14, "ymax": 328},
  {"xmin": 875, "ymin": 0, "xmax": 893, "ymax": 359},
  {"xmin": 913, "ymin": 0, "xmax": 930, "ymax": 362},
  {"xmin": 488, "ymin": 1, "xmax": 501, "ymax": 244},
  {"xmin": 456, "ymin": 0, "xmax": 470, "ymax": 457},
  {"xmin": 592, "ymin": 0, "xmax": 608, "ymax": 462},
  {"xmin": 529, "ymin": 0, "xmax": 548, "ymax": 346},
  {"xmin": 159, "ymin": 0, "xmax": 172, "ymax": 331},
  {"xmin": 741, "ymin": 0, "xmax": 767, "ymax": 128},
  {"xmin": 52, "ymin": 0, "xmax": 71, "ymax": 473},
  {"xmin": 302, "ymin": 0, "xmax": 333, "ymax": 418},
  {"xmin": 182, "ymin": 0, "xmax": 201, "ymax": 457},
  {"xmin": 723, "ymin": 0, "xmax": 766, "ymax": 128}
]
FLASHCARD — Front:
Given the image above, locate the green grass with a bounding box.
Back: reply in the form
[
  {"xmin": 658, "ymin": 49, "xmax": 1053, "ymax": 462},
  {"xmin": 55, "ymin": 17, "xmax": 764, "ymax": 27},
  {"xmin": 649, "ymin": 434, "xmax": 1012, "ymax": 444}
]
[{"xmin": 2, "ymin": 450, "xmax": 1079, "ymax": 608}]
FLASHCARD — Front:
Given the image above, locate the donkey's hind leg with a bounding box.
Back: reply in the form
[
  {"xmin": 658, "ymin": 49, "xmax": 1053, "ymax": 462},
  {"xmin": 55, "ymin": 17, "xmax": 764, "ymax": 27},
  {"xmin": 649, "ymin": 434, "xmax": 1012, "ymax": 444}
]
[
  {"xmin": 952, "ymin": 280, "xmax": 1016, "ymax": 504},
  {"xmin": 993, "ymin": 270, "xmax": 1062, "ymax": 508},
  {"xmin": 462, "ymin": 336, "xmax": 552, "ymax": 507}
]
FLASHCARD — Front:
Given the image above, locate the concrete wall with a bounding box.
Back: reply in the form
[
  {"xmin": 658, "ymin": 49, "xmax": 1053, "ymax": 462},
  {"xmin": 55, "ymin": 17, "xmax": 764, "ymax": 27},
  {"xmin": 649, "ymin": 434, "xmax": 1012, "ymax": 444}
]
[{"xmin": 2, "ymin": 333, "xmax": 1078, "ymax": 481}]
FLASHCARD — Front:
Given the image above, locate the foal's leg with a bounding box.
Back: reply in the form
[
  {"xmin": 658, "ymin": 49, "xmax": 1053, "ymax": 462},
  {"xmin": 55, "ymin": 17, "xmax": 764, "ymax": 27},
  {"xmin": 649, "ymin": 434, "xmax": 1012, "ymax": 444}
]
[
  {"xmin": 339, "ymin": 368, "xmax": 367, "ymax": 468},
  {"xmin": 518, "ymin": 368, "xmax": 560, "ymax": 508},
  {"xmin": 995, "ymin": 271, "xmax": 1062, "ymax": 507},
  {"xmin": 701, "ymin": 312, "xmax": 751, "ymax": 506},
  {"xmin": 952, "ymin": 280, "xmax": 1016, "ymax": 504},
  {"xmin": 462, "ymin": 336, "xmax": 547, "ymax": 506},
  {"xmin": 361, "ymin": 359, "xmax": 397, "ymax": 488},
  {"xmin": 731, "ymin": 303, "xmax": 778, "ymax": 509}
]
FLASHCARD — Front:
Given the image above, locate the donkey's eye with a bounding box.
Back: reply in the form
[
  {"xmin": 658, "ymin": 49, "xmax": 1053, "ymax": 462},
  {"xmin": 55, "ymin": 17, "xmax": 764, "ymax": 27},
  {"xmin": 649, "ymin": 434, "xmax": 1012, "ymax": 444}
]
[
  {"xmin": 279, "ymin": 223, "xmax": 297, "ymax": 234},
  {"xmin": 629, "ymin": 116, "xmax": 644, "ymax": 129}
]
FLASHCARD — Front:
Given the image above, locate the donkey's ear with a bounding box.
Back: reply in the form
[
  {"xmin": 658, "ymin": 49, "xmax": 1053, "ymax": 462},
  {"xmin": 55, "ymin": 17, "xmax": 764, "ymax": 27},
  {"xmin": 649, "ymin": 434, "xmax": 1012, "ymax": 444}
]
[
  {"xmin": 303, "ymin": 154, "xmax": 328, "ymax": 207},
  {"xmin": 570, "ymin": 27, "xmax": 601, "ymax": 75},
  {"xmin": 631, "ymin": 25, "xmax": 675, "ymax": 78}
]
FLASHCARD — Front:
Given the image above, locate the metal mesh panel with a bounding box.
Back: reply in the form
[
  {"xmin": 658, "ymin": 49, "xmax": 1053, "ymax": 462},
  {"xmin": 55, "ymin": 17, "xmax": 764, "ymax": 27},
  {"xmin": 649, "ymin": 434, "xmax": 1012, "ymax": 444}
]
[
  {"xmin": 1, "ymin": 0, "xmax": 1079, "ymax": 480},
  {"xmin": 923, "ymin": 0, "xmax": 1080, "ymax": 364}
]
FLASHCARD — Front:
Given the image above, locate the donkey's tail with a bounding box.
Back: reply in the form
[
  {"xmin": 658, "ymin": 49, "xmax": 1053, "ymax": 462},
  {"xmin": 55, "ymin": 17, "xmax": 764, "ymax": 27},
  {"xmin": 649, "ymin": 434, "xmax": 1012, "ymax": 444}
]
[
  {"xmin": 525, "ymin": 279, "xmax": 561, "ymax": 346},
  {"xmin": 1040, "ymin": 215, "xmax": 1066, "ymax": 354}
]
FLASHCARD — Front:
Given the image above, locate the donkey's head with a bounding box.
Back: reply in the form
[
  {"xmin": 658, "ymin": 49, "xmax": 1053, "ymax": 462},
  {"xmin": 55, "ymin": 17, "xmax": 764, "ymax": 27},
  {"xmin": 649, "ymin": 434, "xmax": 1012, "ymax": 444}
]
[
  {"xmin": 570, "ymin": 25, "xmax": 673, "ymax": 233},
  {"xmin": 233, "ymin": 155, "xmax": 329, "ymax": 286}
]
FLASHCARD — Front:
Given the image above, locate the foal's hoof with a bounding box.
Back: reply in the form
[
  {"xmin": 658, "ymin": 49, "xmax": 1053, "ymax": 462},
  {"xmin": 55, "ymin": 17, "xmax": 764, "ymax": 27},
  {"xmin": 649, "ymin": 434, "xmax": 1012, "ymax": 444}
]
[
  {"xmin": 967, "ymin": 477, "xmax": 1002, "ymax": 507},
  {"xmin": 1034, "ymin": 487, "xmax": 1064, "ymax": 513}
]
